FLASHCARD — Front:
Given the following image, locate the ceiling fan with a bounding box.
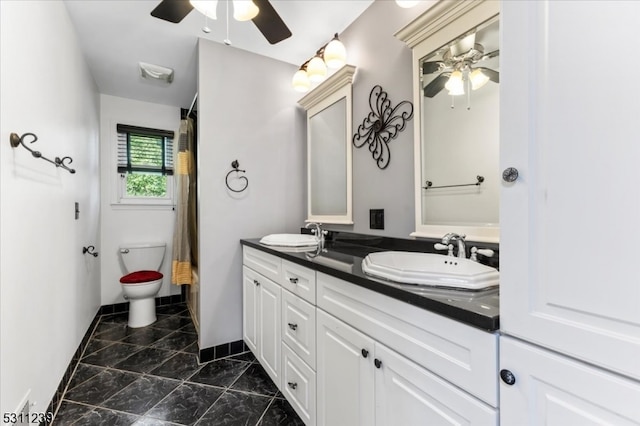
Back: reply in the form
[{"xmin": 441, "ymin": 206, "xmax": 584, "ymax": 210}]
[
  {"xmin": 150, "ymin": 0, "xmax": 292, "ymax": 45},
  {"xmin": 422, "ymin": 32, "xmax": 499, "ymax": 98}
]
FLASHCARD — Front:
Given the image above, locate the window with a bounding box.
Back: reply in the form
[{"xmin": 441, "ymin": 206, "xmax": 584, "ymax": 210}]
[{"xmin": 117, "ymin": 124, "xmax": 174, "ymax": 205}]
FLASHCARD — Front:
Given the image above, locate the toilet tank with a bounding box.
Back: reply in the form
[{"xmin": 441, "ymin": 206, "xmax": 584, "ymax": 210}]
[{"xmin": 119, "ymin": 242, "xmax": 166, "ymax": 273}]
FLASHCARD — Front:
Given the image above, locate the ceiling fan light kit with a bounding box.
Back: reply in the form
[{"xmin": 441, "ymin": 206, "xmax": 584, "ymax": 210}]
[
  {"xmin": 232, "ymin": 0, "xmax": 259, "ymax": 21},
  {"xmin": 151, "ymin": 0, "xmax": 291, "ymax": 45},
  {"xmin": 292, "ymin": 33, "xmax": 347, "ymax": 92},
  {"xmin": 190, "ymin": 0, "xmax": 218, "ymax": 19},
  {"xmin": 395, "ymin": 0, "xmax": 421, "ymax": 8}
]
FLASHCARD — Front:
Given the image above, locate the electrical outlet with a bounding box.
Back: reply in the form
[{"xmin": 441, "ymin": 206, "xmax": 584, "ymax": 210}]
[{"xmin": 370, "ymin": 209, "xmax": 384, "ymax": 230}]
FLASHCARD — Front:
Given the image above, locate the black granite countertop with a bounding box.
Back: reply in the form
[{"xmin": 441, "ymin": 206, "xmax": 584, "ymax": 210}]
[{"xmin": 240, "ymin": 233, "xmax": 499, "ymax": 331}]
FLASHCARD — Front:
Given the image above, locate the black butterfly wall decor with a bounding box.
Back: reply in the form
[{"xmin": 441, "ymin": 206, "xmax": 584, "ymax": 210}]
[{"xmin": 353, "ymin": 85, "xmax": 413, "ymax": 170}]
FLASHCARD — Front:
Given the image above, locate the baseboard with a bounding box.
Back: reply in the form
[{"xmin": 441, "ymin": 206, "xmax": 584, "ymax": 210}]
[
  {"xmin": 42, "ymin": 295, "xmax": 187, "ymax": 425},
  {"xmin": 42, "ymin": 312, "xmax": 101, "ymax": 425},
  {"xmin": 199, "ymin": 339, "xmax": 246, "ymax": 363},
  {"xmin": 98, "ymin": 293, "xmax": 186, "ymax": 315}
]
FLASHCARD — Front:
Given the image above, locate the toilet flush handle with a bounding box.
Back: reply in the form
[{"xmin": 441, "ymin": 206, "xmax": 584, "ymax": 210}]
[{"xmin": 120, "ymin": 248, "xmax": 130, "ymax": 254}]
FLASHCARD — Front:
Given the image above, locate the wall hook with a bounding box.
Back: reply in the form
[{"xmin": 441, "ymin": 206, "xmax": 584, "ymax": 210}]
[
  {"xmin": 225, "ymin": 159, "xmax": 248, "ymax": 193},
  {"xmin": 10, "ymin": 132, "xmax": 76, "ymax": 174},
  {"xmin": 82, "ymin": 246, "xmax": 98, "ymax": 257}
]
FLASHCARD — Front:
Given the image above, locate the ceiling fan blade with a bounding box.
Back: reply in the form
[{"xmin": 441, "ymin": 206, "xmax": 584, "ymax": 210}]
[
  {"xmin": 482, "ymin": 49, "xmax": 500, "ymax": 60},
  {"xmin": 478, "ymin": 67, "xmax": 499, "ymax": 83},
  {"xmin": 422, "ymin": 61, "xmax": 443, "ymax": 75},
  {"xmin": 252, "ymin": 0, "xmax": 292, "ymax": 44},
  {"xmin": 151, "ymin": 0, "xmax": 194, "ymax": 23},
  {"xmin": 423, "ymin": 73, "xmax": 450, "ymax": 98}
]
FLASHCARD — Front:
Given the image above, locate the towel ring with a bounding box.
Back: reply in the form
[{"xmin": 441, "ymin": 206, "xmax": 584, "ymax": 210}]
[{"xmin": 225, "ymin": 160, "xmax": 248, "ymax": 193}]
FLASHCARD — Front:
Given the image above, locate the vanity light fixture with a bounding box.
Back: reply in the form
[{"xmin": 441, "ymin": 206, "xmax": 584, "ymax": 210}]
[
  {"xmin": 307, "ymin": 55, "xmax": 328, "ymax": 83},
  {"xmin": 292, "ymin": 65, "xmax": 311, "ymax": 92},
  {"xmin": 291, "ymin": 33, "xmax": 347, "ymax": 92},
  {"xmin": 189, "ymin": 0, "xmax": 259, "ymax": 22},
  {"xmin": 323, "ymin": 34, "xmax": 347, "ymax": 69}
]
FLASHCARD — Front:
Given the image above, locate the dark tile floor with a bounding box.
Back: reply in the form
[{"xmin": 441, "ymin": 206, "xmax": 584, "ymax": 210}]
[{"xmin": 53, "ymin": 304, "xmax": 304, "ymax": 425}]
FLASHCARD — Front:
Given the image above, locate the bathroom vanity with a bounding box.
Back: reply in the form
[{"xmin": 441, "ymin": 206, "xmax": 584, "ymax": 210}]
[{"xmin": 241, "ymin": 235, "xmax": 499, "ymax": 426}]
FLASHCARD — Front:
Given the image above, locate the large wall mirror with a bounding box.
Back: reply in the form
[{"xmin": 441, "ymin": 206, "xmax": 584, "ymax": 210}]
[
  {"xmin": 299, "ymin": 65, "xmax": 356, "ymax": 224},
  {"xmin": 397, "ymin": 0, "xmax": 500, "ymax": 242}
]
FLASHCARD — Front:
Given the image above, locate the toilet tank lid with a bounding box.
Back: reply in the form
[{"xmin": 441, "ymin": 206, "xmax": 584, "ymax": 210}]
[{"xmin": 119, "ymin": 242, "xmax": 166, "ymax": 250}]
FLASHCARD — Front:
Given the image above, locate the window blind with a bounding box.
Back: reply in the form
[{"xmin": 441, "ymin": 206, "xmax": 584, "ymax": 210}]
[{"xmin": 117, "ymin": 124, "xmax": 174, "ymax": 175}]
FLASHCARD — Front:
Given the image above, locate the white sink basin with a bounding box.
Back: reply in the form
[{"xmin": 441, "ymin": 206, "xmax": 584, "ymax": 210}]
[
  {"xmin": 259, "ymin": 233, "xmax": 318, "ymax": 247},
  {"xmin": 362, "ymin": 251, "xmax": 499, "ymax": 290}
]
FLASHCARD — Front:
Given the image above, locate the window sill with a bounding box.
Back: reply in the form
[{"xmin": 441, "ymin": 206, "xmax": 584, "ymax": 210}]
[{"xmin": 111, "ymin": 201, "xmax": 175, "ymax": 211}]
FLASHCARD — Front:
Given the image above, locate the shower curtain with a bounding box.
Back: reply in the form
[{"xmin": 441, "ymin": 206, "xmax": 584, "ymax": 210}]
[{"xmin": 172, "ymin": 117, "xmax": 198, "ymax": 285}]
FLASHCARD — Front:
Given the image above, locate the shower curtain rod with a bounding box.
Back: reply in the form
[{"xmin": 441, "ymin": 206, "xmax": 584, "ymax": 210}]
[{"xmin": 187, "ymin": 92, "xmax": 197, "ymax": 118}]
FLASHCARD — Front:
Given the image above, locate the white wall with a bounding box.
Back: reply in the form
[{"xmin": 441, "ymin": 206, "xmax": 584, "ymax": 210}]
[
  {"xmin": 0, "ymin": 0, "xmax": 101, "ymax": 414},
  {"xmin": 198, "ymin": 39, "xmax": 305, "ymax": 349},
  {"xmin": 325, "ymin": 0, "xmax": 437, "ymax": 237},
  {"xmin": 99, "ymin": 95, "xmax": 182, "ymax": 305}
]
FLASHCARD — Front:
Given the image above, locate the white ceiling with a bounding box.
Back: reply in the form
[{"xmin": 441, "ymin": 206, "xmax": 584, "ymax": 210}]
[{"xmin": 64, "ymin": 0, "xmax": 374, "ymax": 109}]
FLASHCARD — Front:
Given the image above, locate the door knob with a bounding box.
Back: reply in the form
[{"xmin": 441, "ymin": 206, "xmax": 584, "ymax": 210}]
[
  {"xmin": 361, "ymin": 349, "xmax": 369, "ymax": 358},
  {"xmin": 288, "ymin": 323, "xmax": 298, "ymax": 331},
  {"xmin": 502, "ymin": 167, "xmax": 519, "ymax": 183},
  {"xmin": 253, "ymin": 279, "xmax": 260, "ymax": 286},
  {"xmin": 500, "ymin": 369, "xmax": 516, "ymax": 385},
  {"xmin": 288, "ymin": 381, "xmax": 297, "ymax": 390},
  {"xmin": 374, "ymin": 359, "xmax": 382, "ymax": 369},
  {"xmin": 289, "ymin": 277, "xmax": 299, "ymax": 284}
]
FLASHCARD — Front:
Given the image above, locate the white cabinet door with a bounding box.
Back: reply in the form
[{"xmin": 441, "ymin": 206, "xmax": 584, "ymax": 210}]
[
  {"xmin": 258, "ymin": 274, "xmax": 281, "ymax": 388},
  {"xmin": 500, "ymin": 0, "xmax": 640, "ymax": 380},
  {"xmin": 500, "ymin": 337, "xmax": 640, "ymax": 425},
  {"xmin": 242, "ymin": 266, "xmax": 260, "ymax": 353},
  {"xmin": 375, "ymin": 343, "xmax": 498, "ymax": 426},
  {"xmin": 316, "ymin": 310, "xmax": 374, "ymax": 426}
]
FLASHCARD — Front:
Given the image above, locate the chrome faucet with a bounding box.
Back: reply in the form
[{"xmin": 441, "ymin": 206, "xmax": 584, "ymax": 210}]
[
  {"xmin": 441, "ymin": 233, "xmax": 466, "ymax": 259},
  {"xmin": 305, "ymin": 222, "xmax": 327, "ymax": 246}
]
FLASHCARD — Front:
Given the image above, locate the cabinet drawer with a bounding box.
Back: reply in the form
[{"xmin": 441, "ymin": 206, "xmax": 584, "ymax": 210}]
[
  {"xmin": 317, "ymin": 272, "xmax": 498, "ymax": 407},
  {"xmin": 282, "ymin": 289, "xmax": 316, "ymax": 369},
  {"xmin": 243, "ymin": 246, "xmax": 281, "ymax": 283},
  {"xmin": 282, "ymin": 342, "xmax": 316, "ymax": 426},
  {"xmin": 281, "ymin": 260, "xmax": 316, "ymax": 304}
]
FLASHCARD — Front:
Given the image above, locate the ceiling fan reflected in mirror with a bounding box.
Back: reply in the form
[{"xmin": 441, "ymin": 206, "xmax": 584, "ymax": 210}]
[
  {"xmin": 422, "ymin": 32, "xmax": 499, "ymax": 98},
  {"xmin": 150, "ymin": 0, "xmax": 292, "ymax": 45}
]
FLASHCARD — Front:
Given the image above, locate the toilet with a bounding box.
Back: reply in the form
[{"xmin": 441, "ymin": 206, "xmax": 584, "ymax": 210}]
[{"xmin": 119, "ymin": 242, "xmax": 166, "ymax": 328}]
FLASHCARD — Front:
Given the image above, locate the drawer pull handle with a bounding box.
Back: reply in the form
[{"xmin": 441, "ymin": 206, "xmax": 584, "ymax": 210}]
[
  {"xmin": 253, "ymin": 279, "xmax": 260, "ymax": 286},
  {"xmin": 361, "ymin": 349, "xmax": 369, "ymax": 358},
  {"xmin": 289, "ymin": 277, "xmax": 299, "ymax": 284},
  {"xmin": 288, "ymin": 323, "xmax": 298, "ymax": 331},
  {"xmin": 374, "ymin": 358, "xmax": 382, "ymax": 369},
  {"xmin": 500, "ymin": 369, "xmax": 516, "ymax": 385},
  {"xmin": 288, "ymin": 381, "xmax": 298, "ymax": 390}
]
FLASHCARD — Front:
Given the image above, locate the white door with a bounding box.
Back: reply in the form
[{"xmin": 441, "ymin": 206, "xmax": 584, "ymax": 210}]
[
  {"xmin": 374, "ymin": 343, "xmax": 497, "ymax": 426},
  {"xmin": 316, "ymin": 310, "xmax": 374, "ymax": 426},
  {"xmin": 258, "ymin": 275, "xmax": 281, "ymax": 387},
  {"xmin": 500, "ymin": 0, "xmax": 640, "ymax": 380},
  {"xmin": 500, "ymin": 337, "xmax": 640, "ymax": 425},
  {"xmin": 242, "ymin": 266, "xmax": 259, "ymax": 353}
]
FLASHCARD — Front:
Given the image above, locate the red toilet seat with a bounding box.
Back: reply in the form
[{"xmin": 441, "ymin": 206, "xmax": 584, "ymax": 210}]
[{"xmin": 120, "ymin": 270, "xmax": 163, "ymax": 284}]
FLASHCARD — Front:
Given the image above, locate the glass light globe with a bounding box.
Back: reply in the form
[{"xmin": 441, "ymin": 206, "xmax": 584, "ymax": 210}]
[
  {"xmin": 190, "ymin": 0, "xmax": 218, "ymax": 19},
  {"xmin": 292, "ymin": 69, "xmax": 311, "ymax": 93},
  {"xmin": 395, "ymin": 1, "xmax": 420, "ymax": 8},
  {"xmin": 445, "ymin": 71, "xmax": 465, "ymax": 96},
  {"xmin": 307, "ymin": 56, "xmax": 327, "ymax": 83},
  {"xmin": 470, "ymin": 68, "xmax": 490, "ymax": 90},
  {"xmin": 232, "ymin": 0, "xmax": 259, "ymax": 21},
  {"xmin": 324, "ymin": 39, "xmax": 347, "ymax": 69}
]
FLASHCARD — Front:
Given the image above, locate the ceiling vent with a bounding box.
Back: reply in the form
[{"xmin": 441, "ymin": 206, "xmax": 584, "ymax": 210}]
[{"xmin": 139, "ymin": 62, "xmax": 174, "ymax": 83}]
